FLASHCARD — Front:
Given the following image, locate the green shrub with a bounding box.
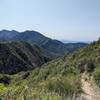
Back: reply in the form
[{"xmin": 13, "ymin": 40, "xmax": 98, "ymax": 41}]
[
  {"xmin": 39, "ymin": 75, "xmax": 82, "ymax": 97},
  {"xmin": 94, "ymin": 67, "xmax": 100, "ymax": 87}
]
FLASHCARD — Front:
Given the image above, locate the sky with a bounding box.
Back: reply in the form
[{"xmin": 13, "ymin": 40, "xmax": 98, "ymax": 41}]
[{"xmin": 0, "ymin": 0, "xmax": 100, "ymax": 41}]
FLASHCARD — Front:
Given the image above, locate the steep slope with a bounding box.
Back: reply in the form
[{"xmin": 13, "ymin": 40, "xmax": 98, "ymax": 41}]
[
  {"xmin": 0, "ymin": 30, "xmax": 87, "ymax": 56},
  {"xmin": 0, "ymin": 41, "xmax": 51, "ymax": 74},
  {"xmin": 65, "ymin": 39, "xmax": 100, "ymax": 73}
]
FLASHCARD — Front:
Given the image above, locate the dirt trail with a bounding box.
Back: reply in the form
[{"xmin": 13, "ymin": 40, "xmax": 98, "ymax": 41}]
[{"xmin": 81, "ymin": 73, "xmax": 100, "ymax": 100}]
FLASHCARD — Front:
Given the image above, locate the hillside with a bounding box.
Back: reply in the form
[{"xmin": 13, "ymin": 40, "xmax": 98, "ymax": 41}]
[
  {"xmin": 0, "ymin": 39, "xmax": 100, "ymax": 99},
  {"xmin": 0, "ymin": 41, "xmax": 52, "ymax": 74},
  {"xmin": 0, "ymin": 30, "xmax": 87, "ymax": 56}
]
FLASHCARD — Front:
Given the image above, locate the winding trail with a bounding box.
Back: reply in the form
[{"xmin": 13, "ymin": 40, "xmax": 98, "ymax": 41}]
[{"xmin": 81, "ymin": 73, "xmax": 100, "ymax": 100}]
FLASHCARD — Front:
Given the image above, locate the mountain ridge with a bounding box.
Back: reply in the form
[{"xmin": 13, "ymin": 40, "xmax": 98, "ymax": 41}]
[{"xmin": 0, "ymin": 30, "xmax": 87, "ymax": 56}]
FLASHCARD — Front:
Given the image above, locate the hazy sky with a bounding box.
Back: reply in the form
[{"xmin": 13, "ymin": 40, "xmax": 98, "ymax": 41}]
[{"xmin": 0, "ymin": 0, "xmax": 100, "ymax": 41}]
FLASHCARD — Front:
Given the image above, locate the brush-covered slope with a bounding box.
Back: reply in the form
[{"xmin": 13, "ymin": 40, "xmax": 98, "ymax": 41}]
[
  {"xmin": 0, "ymin": 57, "xmax": 81, "ymax": 100},
  {"xmin": 64, "ymin": 39, "xmax": 100, "ymax": 73},
  {"xmin": 0, "ymin": 41, "xmax": 52, "ymax": 74},
  {"xmin": 0, "ymin": 39, "xmax": 99, "ymax": 99},
  {"xmin": 0, "ymin": 30, "xmax": 87, "ymax": 56}
]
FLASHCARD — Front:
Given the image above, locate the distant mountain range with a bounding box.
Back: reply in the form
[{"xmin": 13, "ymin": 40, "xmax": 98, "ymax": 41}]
[
  {"xmin": 65, "ymin": 43, "xmax": 88, "ymax": 52},
  {"xmin": 61, "ymin": 40, "xmax": 91, "ymax": 43},
  {"xmin": 0, "ymin": 30, "xmax": 87, "ymax": 56}
]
